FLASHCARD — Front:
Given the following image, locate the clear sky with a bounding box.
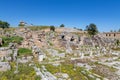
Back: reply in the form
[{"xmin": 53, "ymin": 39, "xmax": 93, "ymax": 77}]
[{"xmin": 0, "ymin": 0, "xmax": 120, "ymax": 32}]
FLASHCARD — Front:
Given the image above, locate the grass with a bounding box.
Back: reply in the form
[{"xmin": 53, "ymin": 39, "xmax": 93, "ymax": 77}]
[
  {"xmin": 4, "ymin": 27, "xmax": 16, "ymax": 32},
  {"xmin": 91, "ymin": 62, "xmax": 117, "ymax": 79},
  {"xmin": 44, "ymin": 63, "xmax": 92, "ymax": 80},
  {"xmin": 84, "ymin": 54, "xmax": 90, "ymax": 56},
  {"xmin": 18, "ymin": 48, "xmax": 32, "ymax": 56},
  {"xmin": 48, "ymin": 41, "xmax": 53, "ymax": 46},
  {"xmin": 28, "ymin": 26, "xmax": 50, "ymax": 31},
  {"xmin": 55, "ymin": 48, "xmax": 65, "ymax": 53},
  {"xmin": 0, "ymin": 63, "xmax": 39, "ymax": 80},
  {"xmin": 1, "ymin": 36, "xmax": 23, "ymax": 47}
]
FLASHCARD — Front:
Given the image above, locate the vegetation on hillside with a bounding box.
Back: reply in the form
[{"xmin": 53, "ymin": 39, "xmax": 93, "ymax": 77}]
[
  {"xmin": 18, "ymin": 48, "xmax": 32, "ymax": 56},
  {"xmin": 0, "ymin": 20, "xmax": 10, "ymax": 29},
  {"xmin": 4, "ymin": 27, "xmax": 15, "ymax": 32},
  {"xmin": 1, "ymin": 36, "xmax": 23, "ymax": 47},
  {"xmin": 0, "ymin": 63, "xmax": 40, "ymax": 80},
  {"xmin": 85, "ymin": 23, "xmax": 98, "ymax": 36},
  {"xmin": 44, "ymin": 63, "xmax": 102, "ymax": 80},
  {"xmin": 50, "ymin": 25, "xmax": 55, "ymax": 31},
  {"xmin": 28, "ymin": 26, "xmax": 50, "ymax": 31}
]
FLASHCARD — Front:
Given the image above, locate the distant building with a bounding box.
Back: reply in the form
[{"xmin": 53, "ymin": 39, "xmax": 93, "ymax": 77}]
[
  {"xmin": 102, "ymin": 32, "xmax": 120, "ymax": 39},
  {"xmin": 18, "ymin": 21, "xmax": 26, "ymax": 27},
  {"xmin": 19, "ymin": 21, "xmax": 25, "ymax": 25}
]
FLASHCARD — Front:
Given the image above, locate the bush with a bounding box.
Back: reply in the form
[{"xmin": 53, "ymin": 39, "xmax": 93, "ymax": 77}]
[
  {"xmin": 0, "ymin": 20, "xmax": 10, "ymax": 29},
  {"xmin": 60, "ymin": 24, "xmax": 65, "ymax": 27},
  {"xmin": 50, "ymin": 25, "xmax": 55, "ymax": 31}
]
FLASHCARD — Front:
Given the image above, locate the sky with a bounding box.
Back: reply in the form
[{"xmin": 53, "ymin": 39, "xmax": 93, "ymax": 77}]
[{"xmin": 0, "ymin": 0, "xmax": 120, "ymax": 32}]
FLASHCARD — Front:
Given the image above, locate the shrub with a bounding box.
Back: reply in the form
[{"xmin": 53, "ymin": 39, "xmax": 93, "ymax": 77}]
[{"xmin": 50, "ymin": 25, "xmax": 55, "ymax": 31}]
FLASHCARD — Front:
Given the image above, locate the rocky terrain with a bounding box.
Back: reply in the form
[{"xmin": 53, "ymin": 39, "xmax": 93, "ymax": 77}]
[{"xmin": 0, "ymin": 27, "xmax": 120, "ymax": 80}]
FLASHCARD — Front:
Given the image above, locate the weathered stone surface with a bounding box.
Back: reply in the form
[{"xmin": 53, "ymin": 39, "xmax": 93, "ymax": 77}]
[{"xmin": 0, "ymin": 62, "xmax": 11, "ymax": 71}]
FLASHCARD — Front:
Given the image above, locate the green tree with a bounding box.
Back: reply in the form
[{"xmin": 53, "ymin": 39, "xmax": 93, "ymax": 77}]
[
  {"xmin": 118, "ymin": 29, "xmax": 120, "ymax": 32},
  {"xmin": 86, "ymin": 23, "xmax": 98, "ymax": 36},
  {"xmin": 50, "ymin": 25, "xmax": 55, "ymax": 31},
  {"xmin": 0, "ymin": 20, "xmax": 10, "ymax": 29},
  {"xmin": 60, "ymin": 24, "xmax": 65, "ymax": 27},
  {"xmin": 110, "ymin": 30, "xmax": 113, "ymax": 32}
]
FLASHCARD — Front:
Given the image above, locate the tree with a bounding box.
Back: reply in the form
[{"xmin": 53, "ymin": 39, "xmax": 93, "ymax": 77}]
[
  {"xmin": 60, "ymin": 24, "xmax": 65, "ymax": 27},
  {"xmin": 118, "ymin": 29, "xmax": 120, "ymax": 32},
  {"xmin": 110, "ymin": 30, "xmax": 113, "ymax": 32},
  {"xmin": 50, "ymin": 25, "xmax": 55, "ymax": 31},
  {"xmin": 0, "ymin": 20, "xmax": 10, "ymax": 29},
  {"xmin": 86, "ymin": 23, "xmax": 98, "ymax": 36}
]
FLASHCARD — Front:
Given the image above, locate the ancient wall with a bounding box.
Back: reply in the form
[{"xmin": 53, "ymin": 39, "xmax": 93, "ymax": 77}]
[{"xmin": 102, "ymin": 32, "xmax": 120, "ymax": 39}]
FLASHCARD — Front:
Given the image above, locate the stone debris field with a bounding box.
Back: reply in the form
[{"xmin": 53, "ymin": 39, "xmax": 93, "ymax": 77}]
[{"xmin": 0, "ymin": 27, "xmax": 120, "ymax": 80}]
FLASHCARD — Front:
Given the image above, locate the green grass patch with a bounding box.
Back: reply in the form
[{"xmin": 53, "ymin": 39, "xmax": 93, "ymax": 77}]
[
  {"xmin": 18, "ymin": 48, "xmax": 32, "ymax": 56},
  {"xmin": 1, "ymin": 36, "xmax": 23, "ymax": 47},
  {"xmin": 0, "ymin": 63, "xmax": 38, "ymax": 80},
  {"xmin": 44, "ymin": 63, "xmax": 89, "ymax": 80}
]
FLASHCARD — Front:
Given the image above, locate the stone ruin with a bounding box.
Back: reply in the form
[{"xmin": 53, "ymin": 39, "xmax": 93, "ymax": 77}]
[
  {"xmin": 32, "ymin": 45, "xmax": 45, "ymax": 62},
  {"xmin": 0, "ymin": 38, "xmax": 3, "ymax": 46}
]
